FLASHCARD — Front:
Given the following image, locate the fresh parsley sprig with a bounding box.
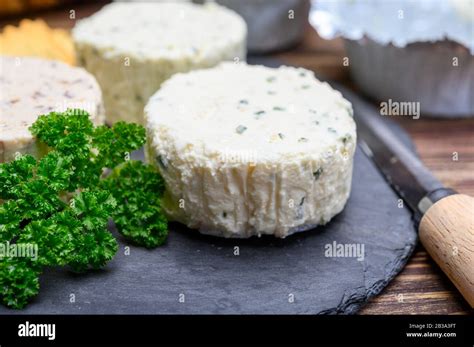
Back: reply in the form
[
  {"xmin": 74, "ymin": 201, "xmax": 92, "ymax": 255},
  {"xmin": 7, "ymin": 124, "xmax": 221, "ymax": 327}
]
[{"xmin": 0, "ymin": 109, "xmax": 168, "ymax": 309}]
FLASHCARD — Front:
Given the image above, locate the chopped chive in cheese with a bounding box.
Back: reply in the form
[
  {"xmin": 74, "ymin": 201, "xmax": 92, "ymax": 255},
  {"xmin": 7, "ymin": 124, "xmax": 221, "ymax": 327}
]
[
  {"xmin": 156, "ymin": 155, "xmax": 168, "ymax": 170},
  {"xmin": 236, "ymin": 125, "xmax": 247, "ymax": 134},
  {"xmin": 341, "ymin": 134, "xmax": 352, "ymax": 144},
  {"xmin": 313, "ymin": 168, "xmax": 323, "ymax": 180}
]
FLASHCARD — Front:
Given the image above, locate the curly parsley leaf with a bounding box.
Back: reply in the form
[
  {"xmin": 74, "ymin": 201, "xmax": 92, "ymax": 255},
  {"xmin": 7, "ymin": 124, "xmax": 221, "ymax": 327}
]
[
  {"xmin": 0, "ymin": 154, "xmax": 36, "ymax": 200},
  {"xmin": 29, "ymin": 109, "xmax": 93, "ymax": 153},
  {"xmin": 93, "ymin": 122, "xmax": 146, "ymax": 169},
  {"xmin": 102, "ymin": 160, "xmax": 167, "ymax": 248},
  {"xmin": 67, "ymin": 190, "xmax": 118, "ymax": 272},
  {"xmin": 0, "ymin": 258, "xmax": 41, "ymax": 309}
]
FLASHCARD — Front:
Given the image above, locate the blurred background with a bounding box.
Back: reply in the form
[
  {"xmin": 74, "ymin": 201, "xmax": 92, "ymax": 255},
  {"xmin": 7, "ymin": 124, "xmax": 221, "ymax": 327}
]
[{"xmin": 0, "ymin": 0, "xmax": 472, "ymax": 314}]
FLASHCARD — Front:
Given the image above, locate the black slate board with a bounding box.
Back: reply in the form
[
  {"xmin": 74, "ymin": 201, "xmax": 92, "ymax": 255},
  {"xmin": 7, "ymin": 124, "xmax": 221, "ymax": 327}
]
[{"xmin": 1, "ymin": 59, "xmax": 418, "ymax": 315}]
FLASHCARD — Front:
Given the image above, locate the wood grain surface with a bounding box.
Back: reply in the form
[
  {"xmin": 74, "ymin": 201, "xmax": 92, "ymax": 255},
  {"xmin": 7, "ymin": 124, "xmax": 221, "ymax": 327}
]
[{"xmin": 1, "ymin": 1, "xmax": 473, "ymax": 315}]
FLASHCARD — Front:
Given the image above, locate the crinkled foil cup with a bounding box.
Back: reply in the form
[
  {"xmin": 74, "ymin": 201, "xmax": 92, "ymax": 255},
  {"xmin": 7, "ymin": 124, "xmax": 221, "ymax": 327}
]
[
  {"xmin": 215, "ymin": 0, "xmax": 310, "ymax": 53},
  {"xmin": 345, "ymin": 37, "xmax": 474, "ymax": 117}
]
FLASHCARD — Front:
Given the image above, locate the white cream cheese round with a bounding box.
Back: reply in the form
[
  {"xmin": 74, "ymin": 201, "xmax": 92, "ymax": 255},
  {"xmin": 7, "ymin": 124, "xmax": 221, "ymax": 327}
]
[
  {"xmin": 72, "ymin": 2, "xmax": 247, "ymax": 125},
  {"xmin": 145, "ymin": 62, "xmax": 356, "ymax": 238}
]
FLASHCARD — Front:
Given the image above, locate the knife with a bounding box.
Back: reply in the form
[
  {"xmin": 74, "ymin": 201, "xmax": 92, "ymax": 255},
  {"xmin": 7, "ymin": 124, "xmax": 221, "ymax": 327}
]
[{"xmin": 335, "ymin": 84, "xmax": 474, "ymax": 307}]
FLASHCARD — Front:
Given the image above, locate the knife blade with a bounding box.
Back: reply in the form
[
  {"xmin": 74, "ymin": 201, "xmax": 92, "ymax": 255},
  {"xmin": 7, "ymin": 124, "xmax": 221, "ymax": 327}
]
[
  {"xmin": 332, "ymin": 83, "xmax": 474, "ymax": 307},
  {"xmin": 334, "ymin": 84, "xmax": 456, "ymax": 220}
]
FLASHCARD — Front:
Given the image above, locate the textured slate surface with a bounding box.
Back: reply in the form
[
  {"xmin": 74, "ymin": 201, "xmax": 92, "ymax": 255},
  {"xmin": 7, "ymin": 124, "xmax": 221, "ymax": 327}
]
[{"xmin": 1, "ymin": 60, "xmax": 418, "ymax": 315}]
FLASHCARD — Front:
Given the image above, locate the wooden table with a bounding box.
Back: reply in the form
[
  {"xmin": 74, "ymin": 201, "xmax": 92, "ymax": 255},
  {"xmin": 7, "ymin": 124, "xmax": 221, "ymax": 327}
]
[{"xmin": 1, "ymin": 1, "xmax": 473, "ymax": 315}]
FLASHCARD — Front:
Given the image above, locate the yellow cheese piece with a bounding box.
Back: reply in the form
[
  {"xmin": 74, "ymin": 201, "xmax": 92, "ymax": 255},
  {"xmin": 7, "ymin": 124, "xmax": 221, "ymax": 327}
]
[{"xmin": 0, "ymin": 19, "xmax": 76, "ymax": 65}]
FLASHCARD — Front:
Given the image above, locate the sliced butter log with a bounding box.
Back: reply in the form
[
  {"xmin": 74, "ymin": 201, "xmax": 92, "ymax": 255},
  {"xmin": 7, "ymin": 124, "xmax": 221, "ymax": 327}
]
[
  {"xmin": 0, "ymin": 56, "xmax": 105, "ymax": 162},
  {"xmin": 145, "ymin": 62, "xmax": 357, "ymax": 238},
  {"xmin": 72, "ymin": 2, "xmax": 247, "ymax": 125}
]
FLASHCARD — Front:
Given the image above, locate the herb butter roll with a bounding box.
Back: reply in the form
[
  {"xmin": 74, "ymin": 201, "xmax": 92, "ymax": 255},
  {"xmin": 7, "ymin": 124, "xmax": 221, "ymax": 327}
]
[
  {"xmin": 0, "ymin": 56, "xmax": 104, "ymax": 163},
  {"xmin": 145, "ymin": 62, "xmax": 356, "ymax": 238},
  {"xmin": 72, "ymin": 2, "xmax": 247, "ymax": 125}
]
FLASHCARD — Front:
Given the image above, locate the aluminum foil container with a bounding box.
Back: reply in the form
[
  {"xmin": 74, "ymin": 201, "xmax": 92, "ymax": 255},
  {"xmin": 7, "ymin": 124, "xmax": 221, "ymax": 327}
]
[
  {"xmin": 120, "ymin": 0, "xmax": 310, "ymax": 53},
  {"xmin": 214, "ymin": 0, "xmax": 310, "ymax": 53},
  {"xmin": 310, "ymin": 0, "xmax": 474, "ymax": 117}
]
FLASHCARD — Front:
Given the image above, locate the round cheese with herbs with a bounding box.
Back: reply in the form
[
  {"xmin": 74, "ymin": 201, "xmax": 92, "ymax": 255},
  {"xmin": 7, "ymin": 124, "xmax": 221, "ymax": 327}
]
[
  {"xmin": 0, "ymin": 56, "xmax": 104, "ymax": 163},
  {"xmin": 72, "ymin": 2, "xmax": 247, "ymax": 125},
  {"xmin": 145, "ymin": 62, "xmax": 356, "ymax": 238}
]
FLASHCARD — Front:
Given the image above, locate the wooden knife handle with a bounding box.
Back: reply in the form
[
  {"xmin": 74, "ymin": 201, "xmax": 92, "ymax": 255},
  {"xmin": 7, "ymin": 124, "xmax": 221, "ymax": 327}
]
[{"xmin": 419, "ymin": 194, "xmax": 474, "ymax": 307}]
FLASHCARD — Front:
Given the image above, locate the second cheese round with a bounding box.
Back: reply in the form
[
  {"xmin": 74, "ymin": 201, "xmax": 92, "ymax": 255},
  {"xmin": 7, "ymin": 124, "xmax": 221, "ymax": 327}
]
[
  {"xmin": 0, "ymin": 56, "xmax": 104, "ymax": 163},
  {"xmin": 72, "ymin": 2, "xmax": 247, "ymax": 125},
  {"xmin": 145, "ymin": 62, "xmax": 357, "ymax": 238}
]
